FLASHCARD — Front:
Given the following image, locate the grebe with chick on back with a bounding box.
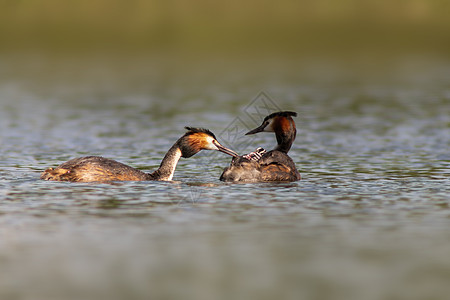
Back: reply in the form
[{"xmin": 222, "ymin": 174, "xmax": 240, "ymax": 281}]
[
  {"xmin": 41, "ymin": 127, "xmax": 238, "ymax": 182},
  {"xmin": 220, "ymin": 111, "xmax": 301, "ymax": 182}
]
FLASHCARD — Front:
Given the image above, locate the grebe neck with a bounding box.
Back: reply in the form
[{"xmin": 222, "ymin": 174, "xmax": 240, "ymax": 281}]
[
  {"xmin": 274, "ymin": 128, "xmax": 296, "ymax": 153},
  {"xmin": 148, "ymin": 144, "xmax": 182, "ymax": 181}
]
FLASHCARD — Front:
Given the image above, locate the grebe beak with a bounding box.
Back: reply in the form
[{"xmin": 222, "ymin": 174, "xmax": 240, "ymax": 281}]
[
  {"xmin": 212, "ymin": 140, "xmax": 239, "ymax": 157},
  {"xmin": 245, "ymin": 123, "xmax": 266, "ymax": 135}
]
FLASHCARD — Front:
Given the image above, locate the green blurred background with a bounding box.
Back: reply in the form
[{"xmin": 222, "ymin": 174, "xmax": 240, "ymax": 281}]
[
  {"xmin": 1, "ymin": 3, "xmax": 449, "ymax": 300},
  {"xmin": 1, "ymin": 0, "xmax": 449, "ymax": 57}
]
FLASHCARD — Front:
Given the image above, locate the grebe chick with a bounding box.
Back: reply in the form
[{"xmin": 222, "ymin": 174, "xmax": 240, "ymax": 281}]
[
  {"xmin": 41, "ymin": 127, "xmax": 238, "ymax": 182},
  {"xmin": 220, "ymin": 111, "xmax": 301, "ymax": 182}
]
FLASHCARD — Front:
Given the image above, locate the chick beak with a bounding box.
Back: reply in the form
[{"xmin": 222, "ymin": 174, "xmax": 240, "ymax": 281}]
[
  {"xmin": 245, "ymin": 123, "xmax": 266, "ymax": 135},
  {"xmin": 212, "ymin": 140, "xmax": 239, "ymax": 157}
]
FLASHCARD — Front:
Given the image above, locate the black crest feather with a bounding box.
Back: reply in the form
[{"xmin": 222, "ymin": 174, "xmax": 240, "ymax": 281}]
[
  {"xmin": 263, "ymin": 111, "xmax": 297, "ymax": 122},
  {"xmin": 184, "ymin": 127, "xmax": 217, "ymax": 139}
]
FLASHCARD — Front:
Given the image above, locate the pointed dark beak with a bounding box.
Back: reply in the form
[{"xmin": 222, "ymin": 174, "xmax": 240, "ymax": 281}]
[
  {"xmin": 245, "ymin": 123, "xmax": 266, "ymax": 135},
  {"xmin": 213, "ymin": 140, "xmax": 239, "ymax": 157}
]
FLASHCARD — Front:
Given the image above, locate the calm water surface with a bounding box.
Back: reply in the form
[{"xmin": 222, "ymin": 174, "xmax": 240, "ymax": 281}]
[{"xmin": 0, "ymin": 55, "xmax": 449, "ymax": 300}]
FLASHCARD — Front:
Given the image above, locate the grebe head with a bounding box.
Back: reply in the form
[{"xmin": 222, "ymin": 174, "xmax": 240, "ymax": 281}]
[
  {"xmin": 245, "ymin": 111, "xmax": 297, "ymax": 135},
  {"xmin": 245, "ymin": 111, "xmax": 297, "ymax": 153},
  {"xmin": 179, "ymin": 127, "xmax": 238, "ymax": 158}
]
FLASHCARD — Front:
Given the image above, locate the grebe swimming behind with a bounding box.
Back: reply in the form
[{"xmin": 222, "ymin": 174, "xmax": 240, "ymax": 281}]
[
  {"xmin": 220, "ymin": 111, "xmax": 301, "ymax": 182},
  {"xmin": 41, "ymin": 127, "xmax": 238, "ymax": 182}
]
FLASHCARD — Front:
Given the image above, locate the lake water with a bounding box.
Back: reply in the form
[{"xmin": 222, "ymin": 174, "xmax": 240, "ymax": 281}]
[{"xmin": 0, "ymin": 54, "xmax": 449, "ymax": 300}]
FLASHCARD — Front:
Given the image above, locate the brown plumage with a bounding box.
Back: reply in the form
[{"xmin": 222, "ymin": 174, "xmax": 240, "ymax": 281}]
[
  {"xmin": 220, "ymin": 111, "xmax": 301, "ymax": 182},
  {"xmin": 41, "ymin": 127, "xmax": 238, "ymax": 182}
]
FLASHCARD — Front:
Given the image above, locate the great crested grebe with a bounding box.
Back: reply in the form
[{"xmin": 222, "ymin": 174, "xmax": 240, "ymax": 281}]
[
  {"xmin": 41, "ymin": 127, "xmax": 238, "ymax": 182},
  {"xmin": 220, "ymin": 111, "xmax": 301, "ymax": 182}
]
